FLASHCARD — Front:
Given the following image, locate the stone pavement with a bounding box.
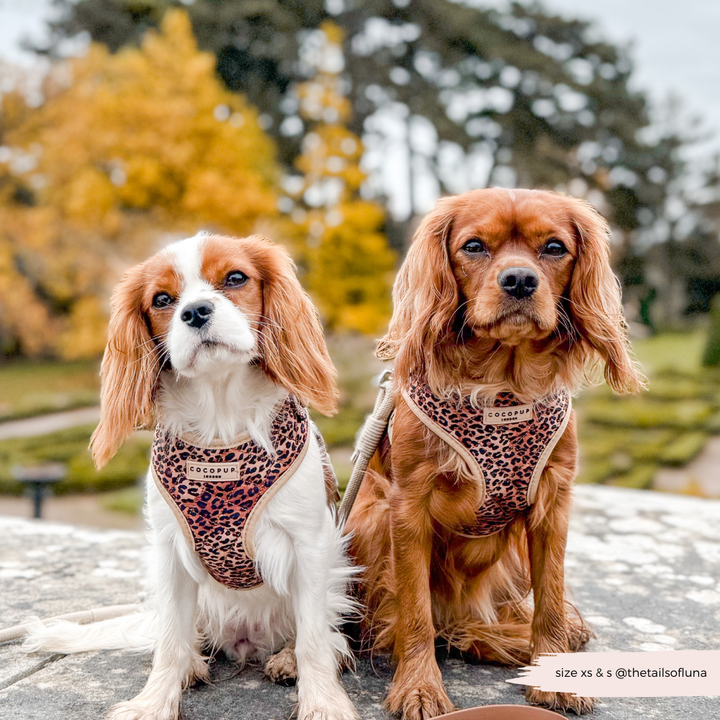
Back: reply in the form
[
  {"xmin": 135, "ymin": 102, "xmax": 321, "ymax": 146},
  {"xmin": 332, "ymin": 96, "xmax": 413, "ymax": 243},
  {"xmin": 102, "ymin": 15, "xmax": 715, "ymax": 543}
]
[{"xmin": 1, "ymin": 485, "xmax": 719, "ymax": 719}]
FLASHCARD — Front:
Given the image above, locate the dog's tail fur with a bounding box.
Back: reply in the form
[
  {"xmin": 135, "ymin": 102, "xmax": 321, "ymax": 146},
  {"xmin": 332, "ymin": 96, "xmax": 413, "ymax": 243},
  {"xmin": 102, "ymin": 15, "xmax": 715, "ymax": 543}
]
[{"xmin": 23, "ymin": 609, "xmax": 156, "ymax": 654}]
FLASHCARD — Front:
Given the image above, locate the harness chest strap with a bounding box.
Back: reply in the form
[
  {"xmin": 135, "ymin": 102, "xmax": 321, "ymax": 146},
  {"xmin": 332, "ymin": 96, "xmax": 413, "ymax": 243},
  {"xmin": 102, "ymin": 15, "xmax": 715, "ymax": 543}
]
[
  {"xmin": 151, "ymin": 395, "xmax": 334, "ymax": 590},
  {"xmin": 401, "ymin": 381, "xmax": 572, "ymax": 537}
]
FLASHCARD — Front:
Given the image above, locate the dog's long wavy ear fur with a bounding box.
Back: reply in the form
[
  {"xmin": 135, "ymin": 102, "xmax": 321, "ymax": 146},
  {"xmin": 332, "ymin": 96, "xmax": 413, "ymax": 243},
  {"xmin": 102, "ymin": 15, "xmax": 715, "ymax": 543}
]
[
  {"xmin": 377, "ymin": 196, "xmax": 460, "ymax": 390},
  {"xmin": 90, "ymin": 264, "xmax": 157, "ymax": 468},
  {"xmin": 567, "ymin": 198, "xmax": 645, "ymax": 394},
  {"xmin": 255, "ymin": 239, "xmax": 338, "ymax": 416}
]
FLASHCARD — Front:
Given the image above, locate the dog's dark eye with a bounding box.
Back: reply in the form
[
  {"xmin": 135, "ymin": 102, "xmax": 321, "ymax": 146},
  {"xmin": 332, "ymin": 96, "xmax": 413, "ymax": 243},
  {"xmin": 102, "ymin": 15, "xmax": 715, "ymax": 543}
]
[
  {"xmin": 541, "ymin": 240, "xmax": 568, "ymax": 257},
  {"xmin": 462, "ymin": 239, "xmax": 488, "ymax": 255},
  {"xmin": 225, "ymin": 271, "xmax": 249, "ymax": 288},
  {"xmin": 152, "ymin": 292, "xmax": 174, "ymax": 309}
]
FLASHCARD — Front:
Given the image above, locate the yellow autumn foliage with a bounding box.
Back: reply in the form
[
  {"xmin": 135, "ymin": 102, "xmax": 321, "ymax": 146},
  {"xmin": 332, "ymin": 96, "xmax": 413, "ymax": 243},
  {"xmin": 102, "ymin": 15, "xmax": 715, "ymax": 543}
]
[
  {"xmin": 291, "ymin": 21, "xmax": 396, "ymax": 335},
  {"xmin": 0, "ymin": 10, "xmax": 279, "ymax": 358}
]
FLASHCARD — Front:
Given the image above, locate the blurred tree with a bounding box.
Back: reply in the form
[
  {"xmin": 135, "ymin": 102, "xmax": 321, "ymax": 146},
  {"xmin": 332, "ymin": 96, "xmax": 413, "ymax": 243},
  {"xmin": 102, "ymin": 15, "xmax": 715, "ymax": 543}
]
[
  {"xmin": 44, "ymin": 0, "xmax": 682, "ymax": 239},
  {"xmin": 287, "ymin": 21, "xmax": 395, "ymax": 334},
  {"xmin": 35, "ymin": 0, "xmax": 720, "ymax": 325},
  {"xmin": 0, "ymin": 10, "xmax": 278, "ymax": 358},
  {"xmin": 0, "ymin": 75, "xmax": 55, "ymax": 357},
  {"xmin": 619, "ymin": 100, "xmax": 720, "ymax": 326},
  {"xmin": 703, "ymin": 295, "xmax": 720, "ymax": 367},
  {"xmin": 40, "ymin": 0, "xmax": 327, "ymax": 167}
]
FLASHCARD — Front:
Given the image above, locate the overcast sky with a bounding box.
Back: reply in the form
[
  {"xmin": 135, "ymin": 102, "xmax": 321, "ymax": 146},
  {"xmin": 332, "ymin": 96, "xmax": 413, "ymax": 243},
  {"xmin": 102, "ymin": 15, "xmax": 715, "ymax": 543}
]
[
  {"xmin": 0, "ymin": 0, "xmax": 52, "ymax": 66},
  {"xmin": 540, "ymin": 0, "xmax": 720, "ymax": 136}
]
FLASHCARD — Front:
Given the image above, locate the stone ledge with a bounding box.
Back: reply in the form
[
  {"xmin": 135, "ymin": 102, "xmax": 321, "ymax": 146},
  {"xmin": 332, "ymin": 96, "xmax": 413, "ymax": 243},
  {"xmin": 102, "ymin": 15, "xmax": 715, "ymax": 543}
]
[{"xmin": 1, "ymin": 485, "xmax": 719, "ymax": 718}]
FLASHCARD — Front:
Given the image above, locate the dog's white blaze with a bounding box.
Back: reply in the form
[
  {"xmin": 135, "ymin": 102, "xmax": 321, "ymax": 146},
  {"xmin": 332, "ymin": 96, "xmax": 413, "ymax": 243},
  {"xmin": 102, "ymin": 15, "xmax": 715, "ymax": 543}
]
[{"xmin": 166, "ymin": 232, "xmax": 211, "ymax": 294}]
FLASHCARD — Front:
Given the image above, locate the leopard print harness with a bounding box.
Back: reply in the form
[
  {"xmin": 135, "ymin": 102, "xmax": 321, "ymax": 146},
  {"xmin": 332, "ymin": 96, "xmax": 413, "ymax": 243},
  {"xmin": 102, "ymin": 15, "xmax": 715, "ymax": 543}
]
[
  {"xmin": 401, "ymin": 381, "xmax": 571, "ymax": 537},
  {"xmin": 151, "ymin": 394, "xmax": 334, "ymax": 590}
]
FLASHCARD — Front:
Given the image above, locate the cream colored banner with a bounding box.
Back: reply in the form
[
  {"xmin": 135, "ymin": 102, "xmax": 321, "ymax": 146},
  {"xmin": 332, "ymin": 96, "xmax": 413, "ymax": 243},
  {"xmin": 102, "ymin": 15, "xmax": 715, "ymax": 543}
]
[{"xmin": 507, "ymin": 650, "xmax": 720, "ymax": 696}]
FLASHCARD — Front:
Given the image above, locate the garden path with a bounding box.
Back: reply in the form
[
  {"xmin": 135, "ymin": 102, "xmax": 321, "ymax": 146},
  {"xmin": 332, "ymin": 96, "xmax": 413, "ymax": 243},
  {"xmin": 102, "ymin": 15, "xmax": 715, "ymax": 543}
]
[{"xmin": 0, "ymin": 407, "xmax": 100, "ymax": 441}]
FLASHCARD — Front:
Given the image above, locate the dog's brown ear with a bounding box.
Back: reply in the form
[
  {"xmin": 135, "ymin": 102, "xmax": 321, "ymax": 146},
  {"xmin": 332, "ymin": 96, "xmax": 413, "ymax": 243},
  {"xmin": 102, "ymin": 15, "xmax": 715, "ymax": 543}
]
[
  {"xmin": 378, "ymin": 196, "xmax": 460, "ymax": 389},
  {"xmin": 567, "ymin": 198, "xmax": 645, "ymax": 394},
  {"xmin": 254, "ymin": 238, "xmax": 338, "ymax": 416},
  {"xmin": 90, "ymin": 264, "xmax": 157, "ymax": 468}
]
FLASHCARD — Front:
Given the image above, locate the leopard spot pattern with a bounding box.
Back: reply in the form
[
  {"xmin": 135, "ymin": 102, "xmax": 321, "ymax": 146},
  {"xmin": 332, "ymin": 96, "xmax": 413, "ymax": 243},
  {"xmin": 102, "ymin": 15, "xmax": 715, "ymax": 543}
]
[
  {"xmin": 406, "ymin": 380, "xmax": 570, "ymax": 537},
  {"xmin": 152, "ymin": 395, "xmax": 309, "ymax": 590}
]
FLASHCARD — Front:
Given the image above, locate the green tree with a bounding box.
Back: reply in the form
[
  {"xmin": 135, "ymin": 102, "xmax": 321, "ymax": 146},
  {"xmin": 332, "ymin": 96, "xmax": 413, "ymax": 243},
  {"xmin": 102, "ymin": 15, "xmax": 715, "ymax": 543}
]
[{"xmin": 619, "ymin": 101, "xmax": 720, "ymax": 326}]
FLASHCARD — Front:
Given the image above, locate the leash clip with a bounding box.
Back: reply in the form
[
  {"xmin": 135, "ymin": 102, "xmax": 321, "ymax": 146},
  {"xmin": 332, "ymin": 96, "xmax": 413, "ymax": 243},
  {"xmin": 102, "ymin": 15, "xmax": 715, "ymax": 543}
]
[{"xmin": 377, "ymin": 368, "xmax": 393, "ymax": 389}]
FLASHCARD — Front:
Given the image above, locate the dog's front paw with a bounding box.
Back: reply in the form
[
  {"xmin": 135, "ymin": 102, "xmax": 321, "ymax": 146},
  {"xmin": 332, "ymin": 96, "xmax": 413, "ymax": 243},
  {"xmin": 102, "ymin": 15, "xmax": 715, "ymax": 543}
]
[
  {"xmin": 567, "ymin": 621, "xmax": 594, "ymax": 653},
  {"xmin": 297, "ymin": 688, "xmax": 359, "ymax": 720},
  {"xmin": 525, "ymin": 687, "xmax": 596, "ymax": 715},
  {"xmin": 107, "ymin": 701, "xmax": 177, "ymax": 720},
  {"xmin": 186, "ymin": 653, "xmax": 210, "ymax": 687},
  {"xmin": 386, "ymin": 676, "xmax": 454, "ymax": 720},
  {"xmin": 264, "ymin": 644, "xmax": 298, "ymax": 686},
  {"xmin": 107, "ymin": 688, "xmax": 182, "ymax": 720}
]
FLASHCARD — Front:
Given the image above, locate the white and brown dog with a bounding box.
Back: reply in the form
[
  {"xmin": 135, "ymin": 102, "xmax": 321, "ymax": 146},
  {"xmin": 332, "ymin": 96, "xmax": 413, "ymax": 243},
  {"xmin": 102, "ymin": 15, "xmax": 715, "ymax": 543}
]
[{"xmin": 26, "ymin": 233, "xmax": 358, "ymax": 720}]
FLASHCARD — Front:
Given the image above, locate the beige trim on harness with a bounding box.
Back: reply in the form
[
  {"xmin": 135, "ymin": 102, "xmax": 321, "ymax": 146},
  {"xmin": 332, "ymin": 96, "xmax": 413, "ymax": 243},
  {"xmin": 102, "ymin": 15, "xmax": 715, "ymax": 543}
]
[
  {"xmin": 387, "ymin": 410, "xmax": 395, "ymax": 445},
  {"xmin": 526, "ymin": 397, "xmax": 572, "ymax": 504},
  {"xmin": 177, "ymin": 430, "xmax": 253, "ymax": 449},
  {"xmin": 152, "ymin": 467, "xmax": 195, "ymax": 548},
  {"xmin": 401, "ymin": 387, "xmax": 487, "ymax": 508},
  {"xmin": 242, "ymin": 437, "xmax": 310, "ymax": 560}
]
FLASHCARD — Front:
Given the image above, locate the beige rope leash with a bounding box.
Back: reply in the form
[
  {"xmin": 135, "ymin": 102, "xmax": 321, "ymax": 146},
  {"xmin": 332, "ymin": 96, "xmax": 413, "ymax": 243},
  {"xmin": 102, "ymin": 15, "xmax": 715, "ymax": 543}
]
[
  {"xmin": 0, "ymin": 603, "xmax": 141, "ymax": 644},
  {"xmin": 338, "ymin": 370, "xmax": 395, "ymax": 528}
]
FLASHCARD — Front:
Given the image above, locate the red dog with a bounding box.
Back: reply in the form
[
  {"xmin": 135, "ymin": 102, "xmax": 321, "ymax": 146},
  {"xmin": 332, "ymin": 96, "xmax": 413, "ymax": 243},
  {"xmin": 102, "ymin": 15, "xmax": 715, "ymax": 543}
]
[{"xmin": 347, "ymin": 189, "xmax": 644, "ymax": 718}]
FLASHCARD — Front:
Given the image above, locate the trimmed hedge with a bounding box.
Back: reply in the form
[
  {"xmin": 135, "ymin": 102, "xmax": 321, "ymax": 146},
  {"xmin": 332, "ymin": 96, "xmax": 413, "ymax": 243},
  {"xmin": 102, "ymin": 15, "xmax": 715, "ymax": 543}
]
[
  {"xmin": 576, "ymin": 363, "xmax": 720, "ymax": 490},
  {"xmin": 608, "ymin": 463, "xmax": 658, "ymax": 490},
  {"xmin": 584, "ymin": 398, "xmax": 712, "ymax": 429},
  {"xmin": 0, "ymin": 425, "xmax": 150, "ymax": 495},
  {"xmin": 702, "ymin": 295, "xmax": 720, "ymax": 367}
]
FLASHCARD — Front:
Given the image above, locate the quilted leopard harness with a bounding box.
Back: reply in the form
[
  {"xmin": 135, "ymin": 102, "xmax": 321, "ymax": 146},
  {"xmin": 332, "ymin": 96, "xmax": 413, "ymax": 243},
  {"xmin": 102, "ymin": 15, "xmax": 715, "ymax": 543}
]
[
  {"xmin": 152, "ymin": 394, "xmax": 337, "ymax": 590},
  {"xmin": 341, "ymin": 371, "xmax": 571, "ymax": 536},
  {"xmin": 401, "ymin": 379, "xmax": 571, "ymax": 536}
]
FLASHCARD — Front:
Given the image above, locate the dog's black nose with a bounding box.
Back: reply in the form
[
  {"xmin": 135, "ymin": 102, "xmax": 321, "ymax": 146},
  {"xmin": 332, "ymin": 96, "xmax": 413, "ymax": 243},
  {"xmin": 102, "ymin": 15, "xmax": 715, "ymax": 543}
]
[
  {"xmin": 181, "ymin": 301, "xmax": 214, "ymax": 329},
  {"xmin": 498, "ymin": 267, "xmax": 539, "ymax": 299}
]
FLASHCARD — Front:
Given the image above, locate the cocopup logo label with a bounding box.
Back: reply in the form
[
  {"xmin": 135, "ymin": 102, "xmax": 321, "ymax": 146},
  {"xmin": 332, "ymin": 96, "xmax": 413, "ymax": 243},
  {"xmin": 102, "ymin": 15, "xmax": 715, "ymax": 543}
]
[
  {"xmin": 482, "ymin": 404, "xmax": 533, "ymax": 425},
  {"xmin": 186, "ymin": 461, "xmax": 241, "ymax": 481}
]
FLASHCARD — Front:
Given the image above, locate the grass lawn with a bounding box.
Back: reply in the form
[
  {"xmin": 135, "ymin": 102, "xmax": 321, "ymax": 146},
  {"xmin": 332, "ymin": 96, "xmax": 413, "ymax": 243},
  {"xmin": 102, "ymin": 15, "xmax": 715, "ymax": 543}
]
[
  {"xmin": 0, "ymin": 358, "xmax": 100, "ymax": 421},
  {"xmin": 631, "ymin": 329, "xmax": 707, "ymax": 374},
  {"xmin": 1, "ymin": 330, "xmax": 717, "ymax": 504},
  {"xmin": 575, "ymin": 328, "xmax": 720, "ymax": 492},
  {"xmin": 101, "ymin": 486, "xmax": 145, "ymax": 514}
]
